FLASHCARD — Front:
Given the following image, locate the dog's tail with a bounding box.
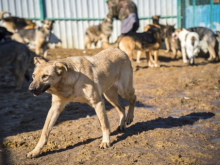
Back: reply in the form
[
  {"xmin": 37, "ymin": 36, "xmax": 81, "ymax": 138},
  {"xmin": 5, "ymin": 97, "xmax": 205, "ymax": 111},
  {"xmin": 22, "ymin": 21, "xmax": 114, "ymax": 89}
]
[
  {"xmin": 101, "ymin": 35, "xmax": 124, "ymax": 49},
  {"xmin": 0, "ymin": 11, "xmax": 11, "ymax": 19}
]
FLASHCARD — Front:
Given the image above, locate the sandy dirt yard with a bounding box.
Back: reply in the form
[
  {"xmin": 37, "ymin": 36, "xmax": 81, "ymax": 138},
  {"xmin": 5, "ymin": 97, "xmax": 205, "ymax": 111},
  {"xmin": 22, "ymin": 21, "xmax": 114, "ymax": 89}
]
[{"xmin": 0, "ymin": 48, "xmax": 220, "ymax": 165}]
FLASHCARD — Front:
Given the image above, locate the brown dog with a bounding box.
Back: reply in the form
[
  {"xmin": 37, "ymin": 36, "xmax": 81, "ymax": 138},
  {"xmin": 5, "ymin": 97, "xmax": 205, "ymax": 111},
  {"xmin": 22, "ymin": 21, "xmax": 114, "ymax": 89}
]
[
  {"xmin": 151, "ymin": 15, "xmax": 181, "ymax": 58},
  {"xmin": 12, "ymin": 20, "xmax": 54, "ymax": 58},
  {"xmin": 27, "ymin": 48, "xmax": 136, "ymax": 158},
  {"xmin": 84, "ymin": 17, "xmax": 113, "ymax": 49},
  {"xmin": 0, "ymin": 11, "xmax": 36, "ymax": 33},
  {"xmin": 102, "ymin": 24, "xmax": 161, "ymax": 67}
]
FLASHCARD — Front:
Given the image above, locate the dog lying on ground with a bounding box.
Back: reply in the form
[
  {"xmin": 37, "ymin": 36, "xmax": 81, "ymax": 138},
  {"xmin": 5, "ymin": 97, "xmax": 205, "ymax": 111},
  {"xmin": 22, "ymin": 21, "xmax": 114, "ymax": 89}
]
[
  {"xmin": 102, "ymin": 24, "xmax": 161, "ymax": 67},
  {"xmin": 172, "ymin": 28, "xmax": 200, "ymax": 65},
  {"xmin": 0, "ymin": 41, "xmax": 33, "ymax": 89},
  {"xmin": 0, "ymin": 11, "xmax": 36, "ymax": 33},
  {"xmin": 0, "ymin": 26, "xmax": 13, "ymax": 42},
  {"xmin": 27, "ymin": 48, "xmax": 136, "ymax": 158},
  {"xmin": 187, "ymin": 27, "xmax": 218, "ymax": 61},
  {"xmin": 84, "ymin": 17, "xmax": 113, "ymax": 49},
  {"xmin": 11, "ymin": 20, "xmax": 54, "ymax": 58}
]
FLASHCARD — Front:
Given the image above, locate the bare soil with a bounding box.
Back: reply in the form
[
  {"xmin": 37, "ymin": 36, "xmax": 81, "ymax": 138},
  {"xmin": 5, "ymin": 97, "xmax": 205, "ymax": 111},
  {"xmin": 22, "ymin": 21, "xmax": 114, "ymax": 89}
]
[{"xmin": 0, "ymin": 48, "xmax": 220, "ymax": 165}]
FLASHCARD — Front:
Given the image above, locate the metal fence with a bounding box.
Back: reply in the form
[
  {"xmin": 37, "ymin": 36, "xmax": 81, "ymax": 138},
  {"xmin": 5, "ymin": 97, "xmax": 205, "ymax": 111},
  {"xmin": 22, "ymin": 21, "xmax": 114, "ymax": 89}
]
[
  {"xmin": 181, "ymin": 0, "xmax": 220, "ymax": 32},
  {"xmin": 4, "ymin": 0, "xmax": 218, "ymax": 49}
]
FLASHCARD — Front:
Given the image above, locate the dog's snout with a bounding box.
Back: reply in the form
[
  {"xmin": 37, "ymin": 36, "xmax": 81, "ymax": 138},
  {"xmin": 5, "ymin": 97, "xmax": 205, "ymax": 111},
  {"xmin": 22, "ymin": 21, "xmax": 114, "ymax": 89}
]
[{"xmin": 28, "ymin": 86, "xmax": 36, "ymax": 92}]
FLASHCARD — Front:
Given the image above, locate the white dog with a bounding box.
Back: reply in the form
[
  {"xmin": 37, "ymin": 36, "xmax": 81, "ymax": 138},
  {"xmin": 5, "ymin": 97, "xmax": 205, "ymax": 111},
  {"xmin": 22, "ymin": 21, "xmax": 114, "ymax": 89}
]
[{"xmin": 172, "ymin": 28, "xmax": 200, "ymax": 65}]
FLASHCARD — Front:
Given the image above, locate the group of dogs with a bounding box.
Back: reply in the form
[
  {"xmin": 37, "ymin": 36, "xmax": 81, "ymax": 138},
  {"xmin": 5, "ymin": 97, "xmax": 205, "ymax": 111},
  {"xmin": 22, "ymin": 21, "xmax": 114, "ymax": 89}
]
[
  {"xmin": 0, "ymin": 11, "xmax": 57, "ymax": 89},
  {"xmin": 1, "ymin": 12, "xmax": 220, "ymax": 159},
  {"xmin": 85, "ymin": 15, "xmax": 220, "ymax": 66}
]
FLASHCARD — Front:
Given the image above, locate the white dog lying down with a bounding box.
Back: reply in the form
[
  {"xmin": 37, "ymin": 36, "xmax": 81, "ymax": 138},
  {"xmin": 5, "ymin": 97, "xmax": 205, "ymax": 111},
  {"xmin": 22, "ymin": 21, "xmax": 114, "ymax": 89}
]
[{"xmin": 172, "ymin": 28, "xmax": 200, "ymax": 65}]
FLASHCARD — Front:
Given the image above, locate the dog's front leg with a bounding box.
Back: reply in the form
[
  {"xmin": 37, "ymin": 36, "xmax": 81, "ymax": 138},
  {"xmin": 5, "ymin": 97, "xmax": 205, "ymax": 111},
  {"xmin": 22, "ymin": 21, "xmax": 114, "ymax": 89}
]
[
  {"xmin": 93, "ymin": 99, "xmax": 110, "ymax": 149},
  {"xmin": 136, "ymin": 50, "xmax": 142, "ymax": 63},
  {"xmin": 181, "ymin": 47, "xmax": 188, "ymax": 63},
  {"xmin": 43, "ymin": 45, "xmax": 48, "ymax": 58},
  {"xmin": 165, "ymin": 37, "xmax": 170, "ymax": 52},
  {"xmin": 26, "ymin": 98, "xmax": 67, "ymax": 158}
]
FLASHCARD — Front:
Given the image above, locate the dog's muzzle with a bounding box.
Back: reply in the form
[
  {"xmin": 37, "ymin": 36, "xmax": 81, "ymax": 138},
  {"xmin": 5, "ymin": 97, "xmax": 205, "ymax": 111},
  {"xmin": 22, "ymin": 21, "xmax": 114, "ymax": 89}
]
[
  {"xmin": 172, "ymin": 33, "xmax": 178, "ymax": 40},
  {"xmin": 28, "ymin": 84, "xmax": 50, "ymax": 96}
]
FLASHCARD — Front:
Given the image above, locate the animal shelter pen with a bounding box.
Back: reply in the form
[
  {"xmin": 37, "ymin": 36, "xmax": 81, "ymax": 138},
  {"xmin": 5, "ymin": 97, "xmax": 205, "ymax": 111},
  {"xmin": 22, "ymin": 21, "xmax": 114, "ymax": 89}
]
[{"xmin": 0, "ymin": 0, "xmax": 219, "ymax": 48}]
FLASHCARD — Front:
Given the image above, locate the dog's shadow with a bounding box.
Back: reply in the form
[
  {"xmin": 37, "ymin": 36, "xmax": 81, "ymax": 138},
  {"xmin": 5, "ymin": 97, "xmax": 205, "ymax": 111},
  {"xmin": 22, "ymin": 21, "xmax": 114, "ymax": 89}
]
[{"xmin": 40, "ymin": 111, "xmax": 214, "ymax": 157}]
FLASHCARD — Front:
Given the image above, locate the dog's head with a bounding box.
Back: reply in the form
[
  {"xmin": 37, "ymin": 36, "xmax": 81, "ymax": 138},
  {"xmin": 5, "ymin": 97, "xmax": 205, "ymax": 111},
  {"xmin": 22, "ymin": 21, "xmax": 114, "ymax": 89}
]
[
  {"xmin": 29, "ymin": 57, "xmax": 68, "ymax": 96},
  {"xmin": 172, "ymin": 28, "xmax": 182, "ymax": 40},
  {"xmin": 152, "ymin": 15, "xmax": 160, "ymax": 25},
  {"xmin": 42, "ymin": 20, "xmax": 55, "ymax": 30},
  {"xmin": 102, "ymin": 17, "xmax": 113, "ymax": 24}
]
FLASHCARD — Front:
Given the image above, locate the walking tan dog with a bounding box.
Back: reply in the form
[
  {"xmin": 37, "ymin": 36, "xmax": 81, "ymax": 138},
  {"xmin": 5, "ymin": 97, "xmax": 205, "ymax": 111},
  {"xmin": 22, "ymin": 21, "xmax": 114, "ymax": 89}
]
[
  {"xmin": 0, "ymin": 11, "xmax": 36, "ymax": 33},
  {"xmin": 27, "ymin": 48, "xmax": 136, "ymax": 158}
]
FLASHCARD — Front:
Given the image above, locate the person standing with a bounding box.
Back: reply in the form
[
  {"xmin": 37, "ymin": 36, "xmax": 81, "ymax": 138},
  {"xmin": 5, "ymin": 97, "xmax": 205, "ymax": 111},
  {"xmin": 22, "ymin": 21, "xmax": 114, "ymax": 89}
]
[{"xmin": 105, "ymin": 0, "xmax": 139, "ymax": 34}]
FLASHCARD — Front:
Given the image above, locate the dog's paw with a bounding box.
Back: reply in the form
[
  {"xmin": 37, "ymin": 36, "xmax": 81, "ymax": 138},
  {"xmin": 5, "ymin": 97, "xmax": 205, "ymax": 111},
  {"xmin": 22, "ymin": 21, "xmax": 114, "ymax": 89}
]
[
  {"xmin": 126, "ymin": 115, "xmax": 133, "ymax": 125},
  {"xmin": 183, "ymin": 60, "xmax": 188, "ymax": 63},
  {"xmin": 116, "ymin": 125, "xmax": 126, "ymax": 132},
  {"xmin": 26, "ymin": 149, "xmax": 40, "ymax": 158},
  {"xmin": 99, "ymin": 142, "xmax": 110, "ymax": 149}
]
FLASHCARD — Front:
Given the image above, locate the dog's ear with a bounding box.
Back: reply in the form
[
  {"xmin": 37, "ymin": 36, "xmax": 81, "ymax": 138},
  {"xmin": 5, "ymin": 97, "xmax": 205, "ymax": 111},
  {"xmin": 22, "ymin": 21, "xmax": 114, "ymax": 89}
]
[
  {"xmin": 54, "ymin": 62, "xmax": 68, "ymax": 75},
  {"xmin": 34, "ymin": 57, "xmax": 47, "ymax": 66}
]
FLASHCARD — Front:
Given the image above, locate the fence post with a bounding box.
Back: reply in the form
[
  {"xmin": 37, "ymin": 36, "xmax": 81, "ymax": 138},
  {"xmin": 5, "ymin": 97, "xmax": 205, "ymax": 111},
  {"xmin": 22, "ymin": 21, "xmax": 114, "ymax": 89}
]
[
  {"xmin": 39, "ymin": 0, "xmax": 45, "ymax": 20},
  {"xmin": 193, "ymin": 0, "xmax": 196, "ymax": 26},
  {"xmin": 210, "ymin": 0, "xmax": 213, "ymax": 29},
  {"xmin": 177, "ymin": 0, "xmax": 181, "ymax": 28}
]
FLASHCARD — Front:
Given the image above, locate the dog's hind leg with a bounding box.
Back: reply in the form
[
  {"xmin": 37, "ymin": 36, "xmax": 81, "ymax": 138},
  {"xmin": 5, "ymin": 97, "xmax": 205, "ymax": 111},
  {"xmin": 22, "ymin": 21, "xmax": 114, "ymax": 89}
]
[
  {"xmin": 26, "ymin": 97, "xmax": 67, "ymax": 158},
  {"xmin": 165, "ymin": 37, "xmax": 170, "ymax": 52},
  {"xmin": 207, "ymin": 44, "xmax": 216, "ymax": 61},
  {"xmin": 104, "ymin": 85, "xmax": 126, "ymax": 131},
  {"xmin": 136, "ymin": 50, "xmax": 142, "ymax": 63},
  {"xmin": 92, "ymin": 98, "xmax": 110, "ymax": 149},
  {"xmin": 153, "ymin": 50, "xmax": 160, "ymax": 67},
  {"xmin": 117, "ymin": 72, "xmax": 136, "ymax": 125}
]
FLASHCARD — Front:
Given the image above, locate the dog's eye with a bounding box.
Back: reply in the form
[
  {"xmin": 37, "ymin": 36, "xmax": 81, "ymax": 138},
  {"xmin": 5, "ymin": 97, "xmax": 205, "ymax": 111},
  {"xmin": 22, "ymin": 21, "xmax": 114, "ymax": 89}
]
[{"xmin": 42, "ymin": 74, "xmax": 49, "ymax": 79}]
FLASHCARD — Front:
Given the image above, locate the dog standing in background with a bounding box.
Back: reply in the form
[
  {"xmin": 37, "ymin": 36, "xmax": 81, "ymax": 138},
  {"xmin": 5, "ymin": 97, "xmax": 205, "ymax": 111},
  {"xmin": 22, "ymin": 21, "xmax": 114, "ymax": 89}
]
[
  {"xmin": 188, "ymin": 27, "xmax": 218, "ymax": 61},
  {"xmin": 11, "ymin": 20, "xmax": 54, "ymax": 58},
  {"xmin": 102, "ymin": 24, "xmax": 162, "ymax": 67},
  {"xmin": 0, "ymin": 11, "xmax": 36, "ymax": 33},
  {"xmin": 163, "ymin": 25, "xmax": 181, "ymax": 58},
  {"xmin": 84, "ymin": 17, "xmax": 113, "ymax": 49},
  {"xmin": 172, "ymin": 28, "xmax": 200, "ymax": 65},
  {"xmin": 152, "ymin": 15, "xmax": 181, "ymax": 58},
  {"xmin": 0, "ymin": 41, "xmax": 33, "ymax": 89}
]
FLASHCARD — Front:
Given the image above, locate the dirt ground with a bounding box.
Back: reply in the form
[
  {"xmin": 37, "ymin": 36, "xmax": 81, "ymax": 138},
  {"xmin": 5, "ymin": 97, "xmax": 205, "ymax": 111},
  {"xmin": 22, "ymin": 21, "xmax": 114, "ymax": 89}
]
[{"xmin": 0, "ymin": 48, "xmax": 220, "ymax": 165}]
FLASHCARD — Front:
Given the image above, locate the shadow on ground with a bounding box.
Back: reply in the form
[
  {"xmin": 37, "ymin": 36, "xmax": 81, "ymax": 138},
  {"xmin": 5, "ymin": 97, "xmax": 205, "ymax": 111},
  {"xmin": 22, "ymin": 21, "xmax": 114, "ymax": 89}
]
[{"xmin": 39, "ymin": 112, "xmax": 215, "ymax": 157}]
